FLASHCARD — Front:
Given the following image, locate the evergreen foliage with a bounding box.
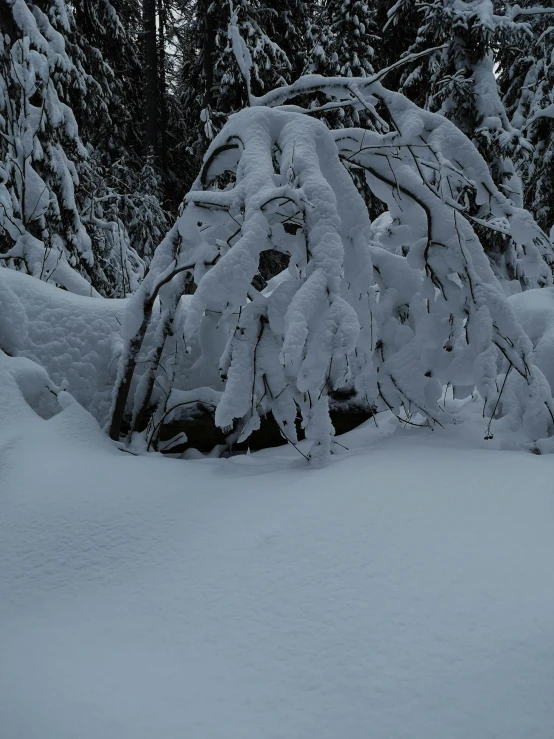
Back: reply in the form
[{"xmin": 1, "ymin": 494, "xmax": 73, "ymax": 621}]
[
  {"xmin": 178, "ymin": 0, "xmax": 300, "ymax": 184},
  {"xmin": 397, "ymin": 1, "xmax": 530, "ymax": 205},
  {"xmin": 0, "ymin": 0, "xmax": 166, "ymax": 296},
  {"xmin": 0, "ymin": 0, "xmax": 98, "ymax": 293},
  {"xmin": 498, "ymin": 0, "xmax": 554, "ymax": 232}
]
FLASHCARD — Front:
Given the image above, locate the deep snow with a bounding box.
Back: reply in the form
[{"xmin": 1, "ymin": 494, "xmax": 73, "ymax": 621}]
[
  {"xmin": 0, "ymin": 268, "xmax": 125, "ymax": 426},
  {"xmin": 1, "ymin": 394, "xmax": 554, "ymax": 739}
]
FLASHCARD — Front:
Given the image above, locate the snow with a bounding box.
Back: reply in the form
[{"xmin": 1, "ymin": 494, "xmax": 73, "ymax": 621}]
[
  {"xmin": 0, "ymin": 268, "xmax": 125, "ymax": 425},
  {"xmin": 2, "ymin": 12, "xmax": 554, "ymax": 733},
  {"xmin": 1, "ymin": 393, "xmax": 554, "ymax": 739},
  {"xmin": 509, "ymin": 286, "xmax": 554, "ymax": 392}
]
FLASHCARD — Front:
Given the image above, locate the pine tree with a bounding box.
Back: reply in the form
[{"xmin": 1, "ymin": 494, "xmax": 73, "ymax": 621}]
[
  {"xmin": 0, "ymin": 0, "xmax": 96, "ymax": 293},
  {"xmin": 398, "ymin": 1, "xmax": 533, "ymax": 206},
  {"xmin": 307, "ymin": 0, "xmax": 379, "ymax": 79},
  {"xmin": 143, "ymin": 0, "xmax": 159, "ymax": 164},
  {"xmin": 301, "ymin": 0, "xmax": 382, "ymax": 171},
  {"xmin": 178, "ymin": 0, "xmax": 294, "ymax": 186},
  {"xmin": 70, "ymin": 0, "xmax": 144, "ymax": 172},
  {"xmin": 122, "ymin": 156, "xmax": 169, "ymax": 264},
  {"xmin": 498, "ymin": 0, "xmax": 554, "ymax": 232},
  {"xmin": 69, "ymin": 0, "xmax": 169, "ymax": 272},
  {"xmin": 268, "ymin": 0, "xmax": 311, "ymax": 81},
  {"xmin": 373, "ymin": 0, "xmax": 421, "ymax": 84},
  {"xmin": 0, "ymin": 0, "xmax": 148, "ymax": 296}
]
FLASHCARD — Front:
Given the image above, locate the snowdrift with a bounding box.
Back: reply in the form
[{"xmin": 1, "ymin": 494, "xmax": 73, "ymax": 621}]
[
  {"xmin": 1, "ymin": 389, "xmax": 554, "ymax": 739},
  {"xmin": 0, "ymin": 268, "xmax": 125, "ymax": 426}
]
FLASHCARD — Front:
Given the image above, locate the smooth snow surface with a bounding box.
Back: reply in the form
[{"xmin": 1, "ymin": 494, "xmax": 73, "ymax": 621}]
[
  {"xmin": 0, "ymin": 268, "xmax": 125, "ymax": 425},
  {"xmin": 1, "ymin": 402, "xmax": 554, "ymax": 739}
]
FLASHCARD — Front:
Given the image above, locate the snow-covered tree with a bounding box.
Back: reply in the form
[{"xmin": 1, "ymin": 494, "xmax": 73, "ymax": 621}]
[
  {"xmin": 0, "ymin": 0, "xmax": 98, "ymax": 294},
  {"xmin": 268, "ymin": 0, "xmax": 311, "ymax": 81},
  {"xmin": 370, "ymin": 0, "xmax": 422, "ymax": 89},
  {"xmin": 178, "ymin": 0, "xmax": 294, "ymax": 179},
  {"xmin": 108, "ymin": 61, "xmax": 554, "ymax": 463},
  {"xmin": 69, "ymin": 0, "xmax": 143, "ymax": 169},
  {"xmin": 0, "ymin": 0, "xmax": 157, "ymax": 296},
  {"xmin": 498, "ymin": 1, "xmax": 554, "ymax": 232},
  {"xmin": 5, "ymin": 1, "xmax": 554, "ymax": 464},
  {"xmin": 120, "ymin": 156, "xmax": 169, "ymax": 265},
  {"xmin": 307, "ymin": 0, "xmax": 379, "ymax": 79},
  {"xmin": 377, "ymin": 1, "xmax": 554, "ymax": 284},
  {"xmin": 72, "ymin": 0, "xmax": 170, "ymax": 271},
  {"xmin": 398, "ymin": 1, "xmax": 535, "ymax": 205},
  {"xmin": 304, "ymin": 0, "xmax": 380, "ymax": 133}
]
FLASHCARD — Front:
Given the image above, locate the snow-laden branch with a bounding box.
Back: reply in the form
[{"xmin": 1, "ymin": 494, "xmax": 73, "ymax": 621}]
[
  {"xmin": 110, "ymin": 66, "xmax": 554, "ymax": 462},
  {"xmin": 506, "ymin": 5, "xmax": 554, "ymax": 20},
  {"xmin": 249, "ymin": 46, "xmax": 448, "ymax": 110}
]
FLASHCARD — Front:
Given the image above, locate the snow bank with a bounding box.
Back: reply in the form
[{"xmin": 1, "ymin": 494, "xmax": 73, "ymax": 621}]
[
  {"xmin": 509, "ymin": 287, "xmax": 554, "ymax": 392},
  {"xmin": 1, "ymin": 401, "xmax": 553, "ymax": 739},
  {"xmin": 0, "ymin": 268, "xmax": 125, "ymax": 425}
]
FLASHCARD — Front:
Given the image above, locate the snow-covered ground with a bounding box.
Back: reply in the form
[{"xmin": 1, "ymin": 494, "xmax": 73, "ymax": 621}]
[{"xmin": 1, "ymin": 392, "xmax": 554, "ymax": 739}]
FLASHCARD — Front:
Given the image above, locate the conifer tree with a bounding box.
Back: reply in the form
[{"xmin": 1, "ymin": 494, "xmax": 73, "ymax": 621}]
[
  {"xmin": 70, "ymin": 0, "xmax": 143, "ymax": 172},
  {"xmin": 178, "ymin": 0, "xmax": 294, "ymax": 184},
  {"xmin": 372, "ymin": 0, "xmax": 421, "ymax": 86},
  {"xmin": 498, "ymin": 1, "xmax": 554, "ymax": 232},
  {"xmin": 0, "ymin": 0, "xmax": 146, "ymax": 295},
  {"xmin": 375, "ymin": 0, "xmax": 554, "ymax": 286},
  {"xmin": 307, "ymin": 0, "xmax": 379, "ymax": 79},
  {"xmin": 68, "ymin": 0, "xmax": 170, "ymax": 271},
  {"xmin": 398, "ymin": 1, "xmax": 532, "ymax": 207},
  {"xmin": 0, "ymin": 0, "xmax": 96, "ymax": 293},
  {"xmin": 268, "ymin": 0, "xmax": 311, "ymax": 81}
]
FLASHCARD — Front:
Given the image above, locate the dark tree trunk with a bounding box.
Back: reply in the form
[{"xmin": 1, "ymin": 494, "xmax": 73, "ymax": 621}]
[
  {"xmin": 143, "ymin": 0, "xmax": 159, "ymax": 159},
  {"xmin": 157, "ymin": 0, "xmax": 168, "ymax": 189},
  {"xmin": 201, "ymin": 0, "xmax": 216, "ymax": 113}
]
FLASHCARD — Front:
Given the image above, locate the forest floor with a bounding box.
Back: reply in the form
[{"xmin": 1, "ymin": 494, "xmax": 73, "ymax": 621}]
[{"xmin": 1, "ymin": 398, "xmax": 554, "ymax": 738}]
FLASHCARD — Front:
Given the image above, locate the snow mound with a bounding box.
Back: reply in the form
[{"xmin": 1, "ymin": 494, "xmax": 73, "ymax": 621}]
[
  {"xmin": 0, "ymin": 269, "xmax": 125, "ymax": 425},
  {"xmin": 509, "ymin": 287, "xmax": 554, "ymax": 393}
]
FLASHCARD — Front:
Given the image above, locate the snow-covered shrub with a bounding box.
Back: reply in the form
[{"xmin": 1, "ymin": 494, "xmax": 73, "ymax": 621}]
[
  {"xmin": 107, "ymin": 65, "xmax": 554, "ymax": 463},
  {"xmin": 498, "ymin": 6, "xmax": 554, "ymax": 233}
]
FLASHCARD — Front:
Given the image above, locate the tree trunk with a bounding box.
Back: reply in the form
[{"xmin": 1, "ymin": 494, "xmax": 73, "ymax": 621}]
[
  {"xmin": 157, "ymin": 0, "xmax": 168, "ymax": 189},
  {"xmin": 201, "ymin": 0, "xmax": 216, "ymax": 116},
  {"xmin": 143, "ymin": 0, "xmax": 159, "ymax": 159}
]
